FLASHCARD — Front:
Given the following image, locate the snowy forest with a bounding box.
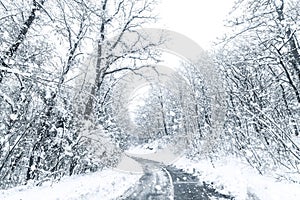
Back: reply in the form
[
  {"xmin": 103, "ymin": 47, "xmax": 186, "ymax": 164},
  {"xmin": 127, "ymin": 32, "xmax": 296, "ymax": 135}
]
[{"xmin": 0, "ymin": 0, "xmax": 300, "ymax": 198}]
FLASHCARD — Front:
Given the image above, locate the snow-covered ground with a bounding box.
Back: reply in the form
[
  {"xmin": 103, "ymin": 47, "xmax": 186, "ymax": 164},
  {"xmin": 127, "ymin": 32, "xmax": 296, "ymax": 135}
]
[
  {"xmin": 2, "ymin": 140, "xmax": 300, "ymax": 200},
  {"xmin": 0, "ymin": 169, "xmax": 141, "ymax": 200},
  {"xmin": 124, "ymin": 137, "xmax": 180, "ymax": 166},
  {"xmin": 174, "ymin": 156, "xmax": 300, "ymax": 200},
  {"xmin": 125, "ymin": 138, "xmax": 167, "ymax": 155},
  {"xmin": 127, "ymin": 138, "xmax": 300, "ymax": 199}
]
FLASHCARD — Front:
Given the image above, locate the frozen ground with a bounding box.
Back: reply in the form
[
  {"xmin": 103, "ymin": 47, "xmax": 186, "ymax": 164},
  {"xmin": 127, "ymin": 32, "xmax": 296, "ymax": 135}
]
[
  {"xmin": 125, "ymin": 138, "xmax": 167, "ymax": 154},
  {"xmin": 125, "ymin": 139, "xmax": 300, "ymax": 200},
  {"xmin": 2, "ymin": 145, "xmax": 300, "ymax": 200},
  {"xmin": 173, "ymin": 156, "xmax": 300, "ymax": 200},
  {"xmin": 124, "ymin": 137, "xmax": 180, "ymax": 166},
  {"xmin": 0, "ymin": 168, "xmax": 141, "ymax": 200}
]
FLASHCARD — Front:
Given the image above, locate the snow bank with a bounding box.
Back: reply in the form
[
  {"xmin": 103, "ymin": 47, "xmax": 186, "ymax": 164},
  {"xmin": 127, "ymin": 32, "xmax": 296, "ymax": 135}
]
[
  {"xmin": 174, "ymin": 156, "xmax": 300, "ymax": 200},
  {"xmin": 125, "ymin": 137, "xmax": 181, "ymax": 166},
  {"xmin": 116, "ymin": 154, "xmax": 143, "ymax": 173},
  {"xmin": 0, "ymin": 169, "xmax": 141, "ymax": 200},
  {"xmin": 125, "ymin": 139, "xmax": 165, "ymax": 154}
]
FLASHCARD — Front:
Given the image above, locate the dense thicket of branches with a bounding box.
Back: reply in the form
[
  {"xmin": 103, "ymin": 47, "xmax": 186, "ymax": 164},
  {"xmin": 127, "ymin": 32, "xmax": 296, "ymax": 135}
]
[
  {"xmin": 0, "ymin": 0, "xmax": 159, "ymax": 189},
  {"xmin": 122, "ymin": 61, "xmax": 215, "ymax": 156},
  {"xmin": 216, "ymin": 0, "xmax": 300, "ymax": 174}
]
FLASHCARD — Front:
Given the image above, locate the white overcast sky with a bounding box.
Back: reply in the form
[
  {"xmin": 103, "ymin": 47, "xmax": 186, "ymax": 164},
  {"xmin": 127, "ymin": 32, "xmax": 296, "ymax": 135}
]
[{"xmin": 154, "ymin": 0, "xmax": 235, "ymax": 50}]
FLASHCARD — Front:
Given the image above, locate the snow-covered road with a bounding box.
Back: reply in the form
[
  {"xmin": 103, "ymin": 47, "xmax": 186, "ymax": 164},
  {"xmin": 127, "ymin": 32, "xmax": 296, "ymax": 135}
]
[
  {"xmin": 2, "ymin": 155, "xmax": 300, "ymax": 200},
  {"xmin": 119, "ymin": 157, "xmax": 174, "ymax": 199},
  {"xmin": 118, "ymin": 156, "xmax": 233, "ymax": 200}
]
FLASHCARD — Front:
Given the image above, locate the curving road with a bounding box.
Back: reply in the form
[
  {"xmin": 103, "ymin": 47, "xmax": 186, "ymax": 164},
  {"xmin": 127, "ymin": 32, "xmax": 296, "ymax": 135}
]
[{"xmin": 118, "ymin": 157, "xmax": 234, "ymax": 200}]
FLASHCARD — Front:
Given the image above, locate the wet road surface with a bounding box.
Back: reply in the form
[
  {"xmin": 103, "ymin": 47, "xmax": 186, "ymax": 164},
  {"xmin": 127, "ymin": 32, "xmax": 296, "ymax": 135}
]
[
  {"xmin": 166, "ymin": 166, "xmax": 233, "ymax": 200},
  {"xmin": 118, "ymin": 157, "xmax": 234, "ymax": 200}
]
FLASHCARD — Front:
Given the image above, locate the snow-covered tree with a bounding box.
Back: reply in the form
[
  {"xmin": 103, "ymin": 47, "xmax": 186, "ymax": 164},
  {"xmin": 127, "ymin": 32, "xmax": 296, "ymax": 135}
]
[
  {"xmin": 0, "ymin": 0, "xmax": 160, "ymax": 189},
  {"xmin": 217, "ymin": 0, "xmax": 300, "ymax": 173}
]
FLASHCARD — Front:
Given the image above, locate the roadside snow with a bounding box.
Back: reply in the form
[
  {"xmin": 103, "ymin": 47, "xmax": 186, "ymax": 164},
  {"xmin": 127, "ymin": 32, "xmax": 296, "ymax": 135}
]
[
  {"xmin": 116, "ymin": 154, "xmax": 143, "ymax": 173},
  {"xmin": 174, "ymin": 156, "xmax": 300, "ymax": 200},
  {"xmin": 0, "ymin": 169, "xmax": 141, "ymax": 200},
  {"xmin": 125, "ymin": 139, "xmax": 163, "ymax": 154},
  {"xmin": 124, "ymin": 137, "xmax": 180, "ymax": 166},
  {"xmin": 125, "ymin": 139, "xmax": 179, "ymax": 166}
]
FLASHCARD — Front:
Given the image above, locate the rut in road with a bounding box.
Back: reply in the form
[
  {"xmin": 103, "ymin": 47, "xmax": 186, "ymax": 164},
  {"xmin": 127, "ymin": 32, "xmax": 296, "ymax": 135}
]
[
  {"xmin": 119, "ymin": 157, "xmax": 173, "ymax": 200},
  {"xmin": 118, "ymin": 157, "xmax": 234, "ymax": 200}
]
